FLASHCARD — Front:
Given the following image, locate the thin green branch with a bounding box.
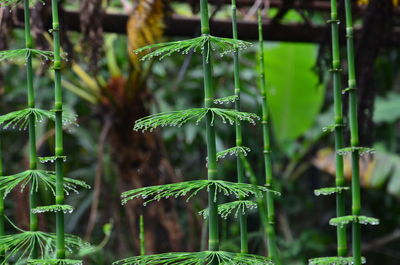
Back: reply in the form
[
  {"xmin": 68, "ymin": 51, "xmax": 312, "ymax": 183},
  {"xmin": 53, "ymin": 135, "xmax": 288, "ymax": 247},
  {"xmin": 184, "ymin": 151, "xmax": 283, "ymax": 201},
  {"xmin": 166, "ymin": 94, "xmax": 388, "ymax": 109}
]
[{"xmin": 213, "ymin": 95, "xmax": 238, "ymax": 105}]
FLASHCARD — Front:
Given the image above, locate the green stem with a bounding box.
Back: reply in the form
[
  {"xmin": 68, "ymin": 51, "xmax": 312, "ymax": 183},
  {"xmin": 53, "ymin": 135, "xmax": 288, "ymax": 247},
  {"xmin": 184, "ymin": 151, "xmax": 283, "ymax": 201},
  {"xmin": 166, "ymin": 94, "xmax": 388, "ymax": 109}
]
[
  {"xmin": 24, "ymin": 0, "xmax": 38, "ymax": 258},
  {"xmin": 344, "ymin": 0, "xmax": 362, "ymax": 264},
  {"xmin": 200, "ymin": 0, "xmax": 219, "ymax": 252},
  {"xmin": 51, "ymin": 0, "xmax": 65, "ymax": 259},
  {"xmin": 258, "ymin": 10, "xmax": 281, "ymax": 265},
  {"xmin": 0, "ymin": 136, "xmax": 4, "ymax": 263},
  {"xmin": 140, "ymin": 215, "xmax": 145, "ymax": 256},
  {"xmin": 231, "ymin": 0, "xmax": 248, "ymax": 253},
  {"xmin": 330, "ymin": 0, "xmax": 348, "ymax": 257}
]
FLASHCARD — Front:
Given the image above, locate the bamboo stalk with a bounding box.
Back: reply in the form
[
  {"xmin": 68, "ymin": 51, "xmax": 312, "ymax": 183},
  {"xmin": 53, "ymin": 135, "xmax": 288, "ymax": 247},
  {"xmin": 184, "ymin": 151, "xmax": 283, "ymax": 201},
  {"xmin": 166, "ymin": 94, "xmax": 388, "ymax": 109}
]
[
  {"xmin": 257, "ymin": 10, "xmax": 281, "ymax": 265},
  {"xmin": 329, "ymin": 0, "xmax": 348, "ymax": 257},
  {"xmin": 200, "ymin": 0, "xmax": 219, "ymax": 252},
  {"xmin": 344, "ymin": 1, "xmax": 362, "ymax": 264},
  {"xmin": 51, "ymin": 0, "xmax": 66, "ymax": 259},
  {"xmin": 24, "ymin": 0, "xmax": 38, "ymax": 258},
  {"xmin": 231, "ymin": 0, "xmax": 248, "ymax": 254}
]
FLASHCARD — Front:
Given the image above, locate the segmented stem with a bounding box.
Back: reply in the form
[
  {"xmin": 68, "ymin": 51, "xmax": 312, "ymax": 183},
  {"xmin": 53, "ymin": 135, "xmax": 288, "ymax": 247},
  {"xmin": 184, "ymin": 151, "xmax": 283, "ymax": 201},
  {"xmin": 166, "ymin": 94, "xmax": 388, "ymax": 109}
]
[
  {"xmin": 258, "ymin": 11, "xmax": 281, "ymax": 265},
  {"xmin": 231, "ymin": 0, "xmax": 248, "ymax": 253},
  {"xmin": 200, "ymin": 0, "xmax": 219, "ymax": 252},
  {"xmin": 330, "ymin": 0, "xmax": 348, "ymax": 256},
  {"xmin": 344, "ymin": 1, "xmax": 361, "ymax": 264},
  {"xmin": 51, "ymin": 0, "xmax": 66, "ymax": 259},
  {"xmin": 24, "ymin": 0, "xmax": 38, "ymax": 258}
]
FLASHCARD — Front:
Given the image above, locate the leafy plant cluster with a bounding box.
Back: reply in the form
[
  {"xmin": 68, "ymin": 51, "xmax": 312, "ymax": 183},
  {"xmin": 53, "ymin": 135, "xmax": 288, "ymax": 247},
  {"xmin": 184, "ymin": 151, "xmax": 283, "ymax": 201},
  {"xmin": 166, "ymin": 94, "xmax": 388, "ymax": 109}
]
[
  {"xmin": 113, "ymin": 0, "xmax": 282, "ymax": 264},
  {"xmin": 0, "ymin": 0, "xmax": 89, "ymax": 264},
  {"xmin": 308, "ymin": 0, "xmax": 379, "ymax": 265}
]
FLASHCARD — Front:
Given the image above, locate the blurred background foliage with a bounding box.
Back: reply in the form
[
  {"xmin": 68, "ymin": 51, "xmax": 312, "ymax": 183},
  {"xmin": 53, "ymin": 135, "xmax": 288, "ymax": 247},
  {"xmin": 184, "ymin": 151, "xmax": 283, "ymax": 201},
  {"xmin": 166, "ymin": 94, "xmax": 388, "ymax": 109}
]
[{"xmin": 0, "ymin": 0, "xmax": 400, "ymax": 264}]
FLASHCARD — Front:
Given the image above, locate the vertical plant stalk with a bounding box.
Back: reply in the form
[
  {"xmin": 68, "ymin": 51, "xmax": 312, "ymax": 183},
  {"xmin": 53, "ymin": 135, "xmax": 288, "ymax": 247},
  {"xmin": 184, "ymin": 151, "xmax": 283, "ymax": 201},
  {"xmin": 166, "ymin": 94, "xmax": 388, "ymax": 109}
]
[
  {"xmin": 330, "ymin": 0, "xmax": 348, "ymax": 257},
  {"xmin": 200, "ymin": 0, "xmax": 219, "ymax": 252},
  {"xmin": 0, "ymin": 136, "xmax": 4, "ymax": 263},
  {"xmin": 24, "ymin": 0, "xmax": 39, "ymax": 258},
  {"xmin": 231, "ymin": 0, "xmax": 248, "ymax": 254},
  {"xmin": 140, "ymin": 215, "xmax": 146, "ymax": 256},
  {"xmin": 258, "ymin": 10, "xmax": 281, "ymax": 265},
  {"xmin": 51, "ymin": 0, "xmax": 66, "ymax": 259},
  {"xmin": 344, "ymin": 1, "xmax": 361, "ymax": 264}
]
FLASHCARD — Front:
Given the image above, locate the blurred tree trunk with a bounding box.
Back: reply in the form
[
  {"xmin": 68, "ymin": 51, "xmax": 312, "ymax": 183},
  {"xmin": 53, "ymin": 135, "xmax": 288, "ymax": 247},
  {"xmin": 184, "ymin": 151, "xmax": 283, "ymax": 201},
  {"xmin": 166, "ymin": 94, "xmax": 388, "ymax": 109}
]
[{"xmin": 356, "ymin": 0, "xmax": 393, "ymax": 145}]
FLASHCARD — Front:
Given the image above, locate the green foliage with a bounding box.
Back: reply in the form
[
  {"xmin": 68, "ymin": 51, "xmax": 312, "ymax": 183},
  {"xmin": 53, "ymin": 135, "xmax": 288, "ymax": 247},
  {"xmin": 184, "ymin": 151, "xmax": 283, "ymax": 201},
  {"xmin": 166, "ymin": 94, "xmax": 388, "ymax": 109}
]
[
  {"xmin": 133, "ymin": 108, "xmax": 259, "ymax": 132},
  {"xmin": 336, "ymin": 147, "xmax": 375, "ymax": 156},
  {"xmin": 0, "ymin": 231, "xmax": 89, "ymax": 264},
  {"xmin": 0, "ymin": 48, "xmax": 53, "ymax": 62},
  {"xmin": 28, "ymin": 259, "xmax": 83, "ymax": 265},
  {"xmin": 216, "ymin": 146, "xmax": 250, "ymax": 161},
  {"xmin": 0, "ymin": 108, "xmax": 77, "ymax": 130},
  {"xmin": 329, "ymin": 216, "xmax": 380, "ymax": 228},
  {"xmin": 121, "ymin": 180, "xmax": 279, "ymax": 206},
  {"xmin": 309, "ymin": 256, "xmax": 366, "ymax": 265},
  {"xmin": 0, "ymin": 169, "xmax": 90, "ymax": 198},
  {"xmin": 213, "ymin": 95, "xmax": 238, "ymax": 105},
  {"xmin": 112, "ymin": 251, "xmax": 272, "ymax": 265},
  {"xmin": 199, "ymin": 200, "xmax": 257, "ymax": 219},
  {"xmin": 374, "ymin": 92, "xmax": 400, "ymax": 123},
  {"xmin": 263, "ymin": 43, "xmax": 325, "ymax": 146},
  {"xmin": 314, "ymin": 187, "xmax": 349, "ymax": 196},
  {"xmin": 38, "ymin": 156, "xmax": 67, "ymax": 163},
  {"xmin": 31, "ymin": 204, "xmax": 74, "ymax": 214},
  {"xmin": 135, "ymin": 35, "xmax": 251, "ymax": 62}
]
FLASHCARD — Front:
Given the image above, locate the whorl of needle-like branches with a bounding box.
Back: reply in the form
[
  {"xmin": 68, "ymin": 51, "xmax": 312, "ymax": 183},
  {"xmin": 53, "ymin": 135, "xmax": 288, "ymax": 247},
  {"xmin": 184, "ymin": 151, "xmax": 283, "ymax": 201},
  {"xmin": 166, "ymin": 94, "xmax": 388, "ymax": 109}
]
[
  {"xmin": 308, "ymin": 256, "xmax": 366, "ymax": 265},
  {"xmin": 113, "ymin": 251, "xmax": 273, "ymax": 265},
  {"xmin": 0, "ymin": 169, "xmax": 90, "ymax": 198},
  {"xmin": 121, "ymin": 180, "xmax": 279, "ymax": 206},
  {"xmin": 135, "ymin": 35, "xmax": 252, "ymax": 62},
  {"xmin": 329, "ymin": 215, "xmax": 380, "ymax": 228},
  {"xmin": 0, "ymin": 48, "xmax": 53, "ymax": 61},
  {"xmin": 0, "ymin": 231, "xmax": 90, "ymax": 264},
  {"xmin": 199, "ymin": 200, "xmax": 258, "ymax": 219},
  {"xmin": 31, "ymin": 204, "xmax": 74, "ymax": 214},
  {"xmin": 28, "ymin": 259, "xmax": 83, "ymax": 265},
  {"xmin": 133, "ymin": 108, "xmax": 259, "ymax": 132},
  {"xmin": 216, "ymin": 146, "xmax": 251, "ymax": 161},
  {"xmin": 0, "ymin": 108, "xmax": 77, "ymax": 130}
]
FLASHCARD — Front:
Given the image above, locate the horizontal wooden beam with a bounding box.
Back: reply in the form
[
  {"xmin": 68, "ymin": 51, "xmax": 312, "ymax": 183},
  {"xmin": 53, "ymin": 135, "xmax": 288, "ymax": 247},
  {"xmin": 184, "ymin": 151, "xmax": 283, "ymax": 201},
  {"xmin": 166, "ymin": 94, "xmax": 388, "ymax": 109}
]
[{"xmin": 13, "ymin": 9, "xmax": 399, "ymax": 45}]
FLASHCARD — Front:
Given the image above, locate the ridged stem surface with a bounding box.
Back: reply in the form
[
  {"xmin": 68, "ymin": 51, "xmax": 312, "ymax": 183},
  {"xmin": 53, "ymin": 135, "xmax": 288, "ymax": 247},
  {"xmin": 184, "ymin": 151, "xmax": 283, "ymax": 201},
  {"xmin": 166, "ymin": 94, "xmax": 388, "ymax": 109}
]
[
  {"xmin": 24, "ymin": 0, "xmax": 38, "ymax": 258},
  {"xmin": 200, "ymin": 0, "xmax": 219, "ymax": 252},
  {"xmin": 51, "ymin": 0, "xmax": 66, "ymax": 259},
  {"xmin": 330, "ymin": 0, "xmax": 348, "ymax": 257},
  {"xmin": 231, "ymin": 0, "xmax": 248, "ymax": 253},
  {"xmin": 258, "ymin": 11, "xmax": 281, "ymax": 265},
  {"xmin": 344, "ymin": 1, "xmax": 362, "ymax": 264}
]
